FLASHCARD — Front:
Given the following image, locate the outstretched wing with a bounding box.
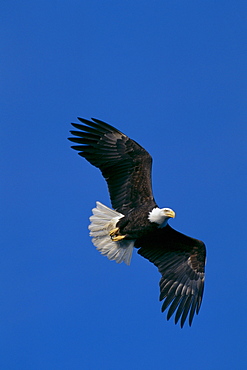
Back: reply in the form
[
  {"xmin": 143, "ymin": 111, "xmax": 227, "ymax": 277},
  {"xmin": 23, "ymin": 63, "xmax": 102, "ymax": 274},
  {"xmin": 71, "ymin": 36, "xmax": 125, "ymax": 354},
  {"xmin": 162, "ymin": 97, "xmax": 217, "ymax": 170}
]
[
  {"xmin": 68, "ymin": 118, "xmax": 155, "ymax": 214},
  {"xmin": 136, "ymin": 225, "xmax": 206, "ymax": 328}
]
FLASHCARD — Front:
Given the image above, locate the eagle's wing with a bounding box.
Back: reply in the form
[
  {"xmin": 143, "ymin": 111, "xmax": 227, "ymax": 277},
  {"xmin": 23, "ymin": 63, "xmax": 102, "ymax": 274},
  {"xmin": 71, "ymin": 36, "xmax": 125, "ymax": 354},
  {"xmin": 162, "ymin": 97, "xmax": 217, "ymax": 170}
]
[
  {"xmin": 136, "ymin": 225, "xmax": 206, "ymax": 327},
  {"xmin": 68, "ymin": 118, "xmax": 155, "ymax": 214}
]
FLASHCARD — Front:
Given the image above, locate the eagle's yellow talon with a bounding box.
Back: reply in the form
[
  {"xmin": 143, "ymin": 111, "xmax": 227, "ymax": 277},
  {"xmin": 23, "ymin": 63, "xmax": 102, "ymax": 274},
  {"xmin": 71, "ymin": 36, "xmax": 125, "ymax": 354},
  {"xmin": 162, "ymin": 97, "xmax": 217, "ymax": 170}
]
[
  {"xmin": 109, "ymin": 227, "xmax": 120, "ymax": 236},
  {"xmin": 111, "ymin": 235, "xmax": 126, "ymax": 242}
]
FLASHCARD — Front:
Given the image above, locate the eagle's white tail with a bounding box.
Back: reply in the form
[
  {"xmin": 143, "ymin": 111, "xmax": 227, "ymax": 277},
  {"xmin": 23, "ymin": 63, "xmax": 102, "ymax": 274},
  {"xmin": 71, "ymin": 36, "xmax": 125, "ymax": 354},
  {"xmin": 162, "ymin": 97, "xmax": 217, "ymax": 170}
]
[{"xmin": 88, "ymin": 202, "xmax": 134, "ymax": 265}]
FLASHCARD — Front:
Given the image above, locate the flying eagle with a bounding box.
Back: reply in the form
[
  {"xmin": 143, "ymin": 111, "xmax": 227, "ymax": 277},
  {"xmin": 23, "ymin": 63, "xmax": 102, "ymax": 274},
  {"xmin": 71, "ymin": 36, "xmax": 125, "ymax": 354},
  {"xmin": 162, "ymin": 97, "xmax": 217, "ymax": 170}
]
[{"xmin": 68, "ymin": 118, "xmax": 206, "ymax": 328}]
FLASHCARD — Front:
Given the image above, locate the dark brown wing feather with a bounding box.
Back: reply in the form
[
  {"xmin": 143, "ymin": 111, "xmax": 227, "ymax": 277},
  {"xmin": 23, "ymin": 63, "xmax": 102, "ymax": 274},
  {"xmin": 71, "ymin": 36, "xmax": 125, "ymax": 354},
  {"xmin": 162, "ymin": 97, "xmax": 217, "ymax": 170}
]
[
  {"xmin": 68, "ymin": 118, "xmax": 155, "ymax": 214},
  {"xmin": 136, "ymin": 225, "xmax": 206, "ymax": 327}
]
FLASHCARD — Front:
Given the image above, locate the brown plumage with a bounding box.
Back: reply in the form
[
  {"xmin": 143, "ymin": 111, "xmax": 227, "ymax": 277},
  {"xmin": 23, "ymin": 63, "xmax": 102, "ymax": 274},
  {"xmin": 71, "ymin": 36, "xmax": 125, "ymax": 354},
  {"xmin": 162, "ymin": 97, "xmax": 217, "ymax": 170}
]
[
  {"xmin": 68, "ymin": 117, "xmax": 206, "ymax": 328},
  {"xmin": 69, "ymin": 117, "xmax": 155, "ymax": 214}
]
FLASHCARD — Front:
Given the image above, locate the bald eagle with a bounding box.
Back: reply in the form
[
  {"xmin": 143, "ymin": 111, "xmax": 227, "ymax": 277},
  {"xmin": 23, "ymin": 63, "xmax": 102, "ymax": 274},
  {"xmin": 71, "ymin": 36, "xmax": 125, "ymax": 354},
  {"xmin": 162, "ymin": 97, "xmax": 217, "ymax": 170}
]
[{"xmin": 68, "ymin": 118, "xmax": 206, "ymax": 328}]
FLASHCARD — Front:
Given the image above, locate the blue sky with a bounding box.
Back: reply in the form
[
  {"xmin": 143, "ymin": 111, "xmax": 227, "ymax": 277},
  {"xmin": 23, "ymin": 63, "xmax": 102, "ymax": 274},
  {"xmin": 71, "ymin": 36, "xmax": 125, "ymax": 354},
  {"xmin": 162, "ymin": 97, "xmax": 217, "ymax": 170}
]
[{"xmin": 1, "ymin": 1, "xmax": 246, "ymax": 369}]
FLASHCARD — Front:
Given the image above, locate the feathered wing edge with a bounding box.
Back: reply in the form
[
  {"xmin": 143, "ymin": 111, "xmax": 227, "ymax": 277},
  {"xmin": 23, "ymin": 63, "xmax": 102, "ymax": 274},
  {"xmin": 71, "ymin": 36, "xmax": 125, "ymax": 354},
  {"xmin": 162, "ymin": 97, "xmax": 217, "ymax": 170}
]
[
  {"xmin": 137, "ymin": 227, "xmax": 206, "ymax": 327},
  {"xmin": 68, "ymin": 118, "xmax": 155, "ymax": 214}
]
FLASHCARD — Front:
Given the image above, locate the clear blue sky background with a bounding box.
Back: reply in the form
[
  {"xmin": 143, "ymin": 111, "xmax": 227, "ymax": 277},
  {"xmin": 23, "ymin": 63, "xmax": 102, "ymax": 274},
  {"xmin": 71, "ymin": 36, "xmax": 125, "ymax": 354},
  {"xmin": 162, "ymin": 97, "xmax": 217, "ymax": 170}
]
[{"xmin": 1, "ymin": 1, "xmax": 246, "ymax": 369}]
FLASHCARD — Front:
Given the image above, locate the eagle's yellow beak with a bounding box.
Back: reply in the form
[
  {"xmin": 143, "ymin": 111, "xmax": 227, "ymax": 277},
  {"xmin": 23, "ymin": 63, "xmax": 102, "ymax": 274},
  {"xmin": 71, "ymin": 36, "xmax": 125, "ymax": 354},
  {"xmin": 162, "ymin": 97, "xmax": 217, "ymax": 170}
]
[{"xmin": 164, "ymin": 209, "xmax": 176, "ymax": 218}]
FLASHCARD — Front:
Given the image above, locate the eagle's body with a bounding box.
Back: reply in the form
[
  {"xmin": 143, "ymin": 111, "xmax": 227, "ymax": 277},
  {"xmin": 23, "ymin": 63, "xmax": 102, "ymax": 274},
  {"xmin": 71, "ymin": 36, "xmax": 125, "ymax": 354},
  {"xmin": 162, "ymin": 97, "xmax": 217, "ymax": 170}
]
[
  {"xmin": 69, "ymin": 118, "xmax": 206, "ymax": 328},
  {"xmin": 114, "ymin": 203, "xmax": 157, "ymax": 239}
]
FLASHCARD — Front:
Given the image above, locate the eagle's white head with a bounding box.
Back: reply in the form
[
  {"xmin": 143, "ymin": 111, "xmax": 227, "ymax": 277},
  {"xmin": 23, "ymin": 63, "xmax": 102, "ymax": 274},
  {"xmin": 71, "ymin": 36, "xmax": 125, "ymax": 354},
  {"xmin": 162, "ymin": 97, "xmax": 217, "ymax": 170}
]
[{"xmin": 148, "ymin": 207, "xmax": 176, "ymax": 228}]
